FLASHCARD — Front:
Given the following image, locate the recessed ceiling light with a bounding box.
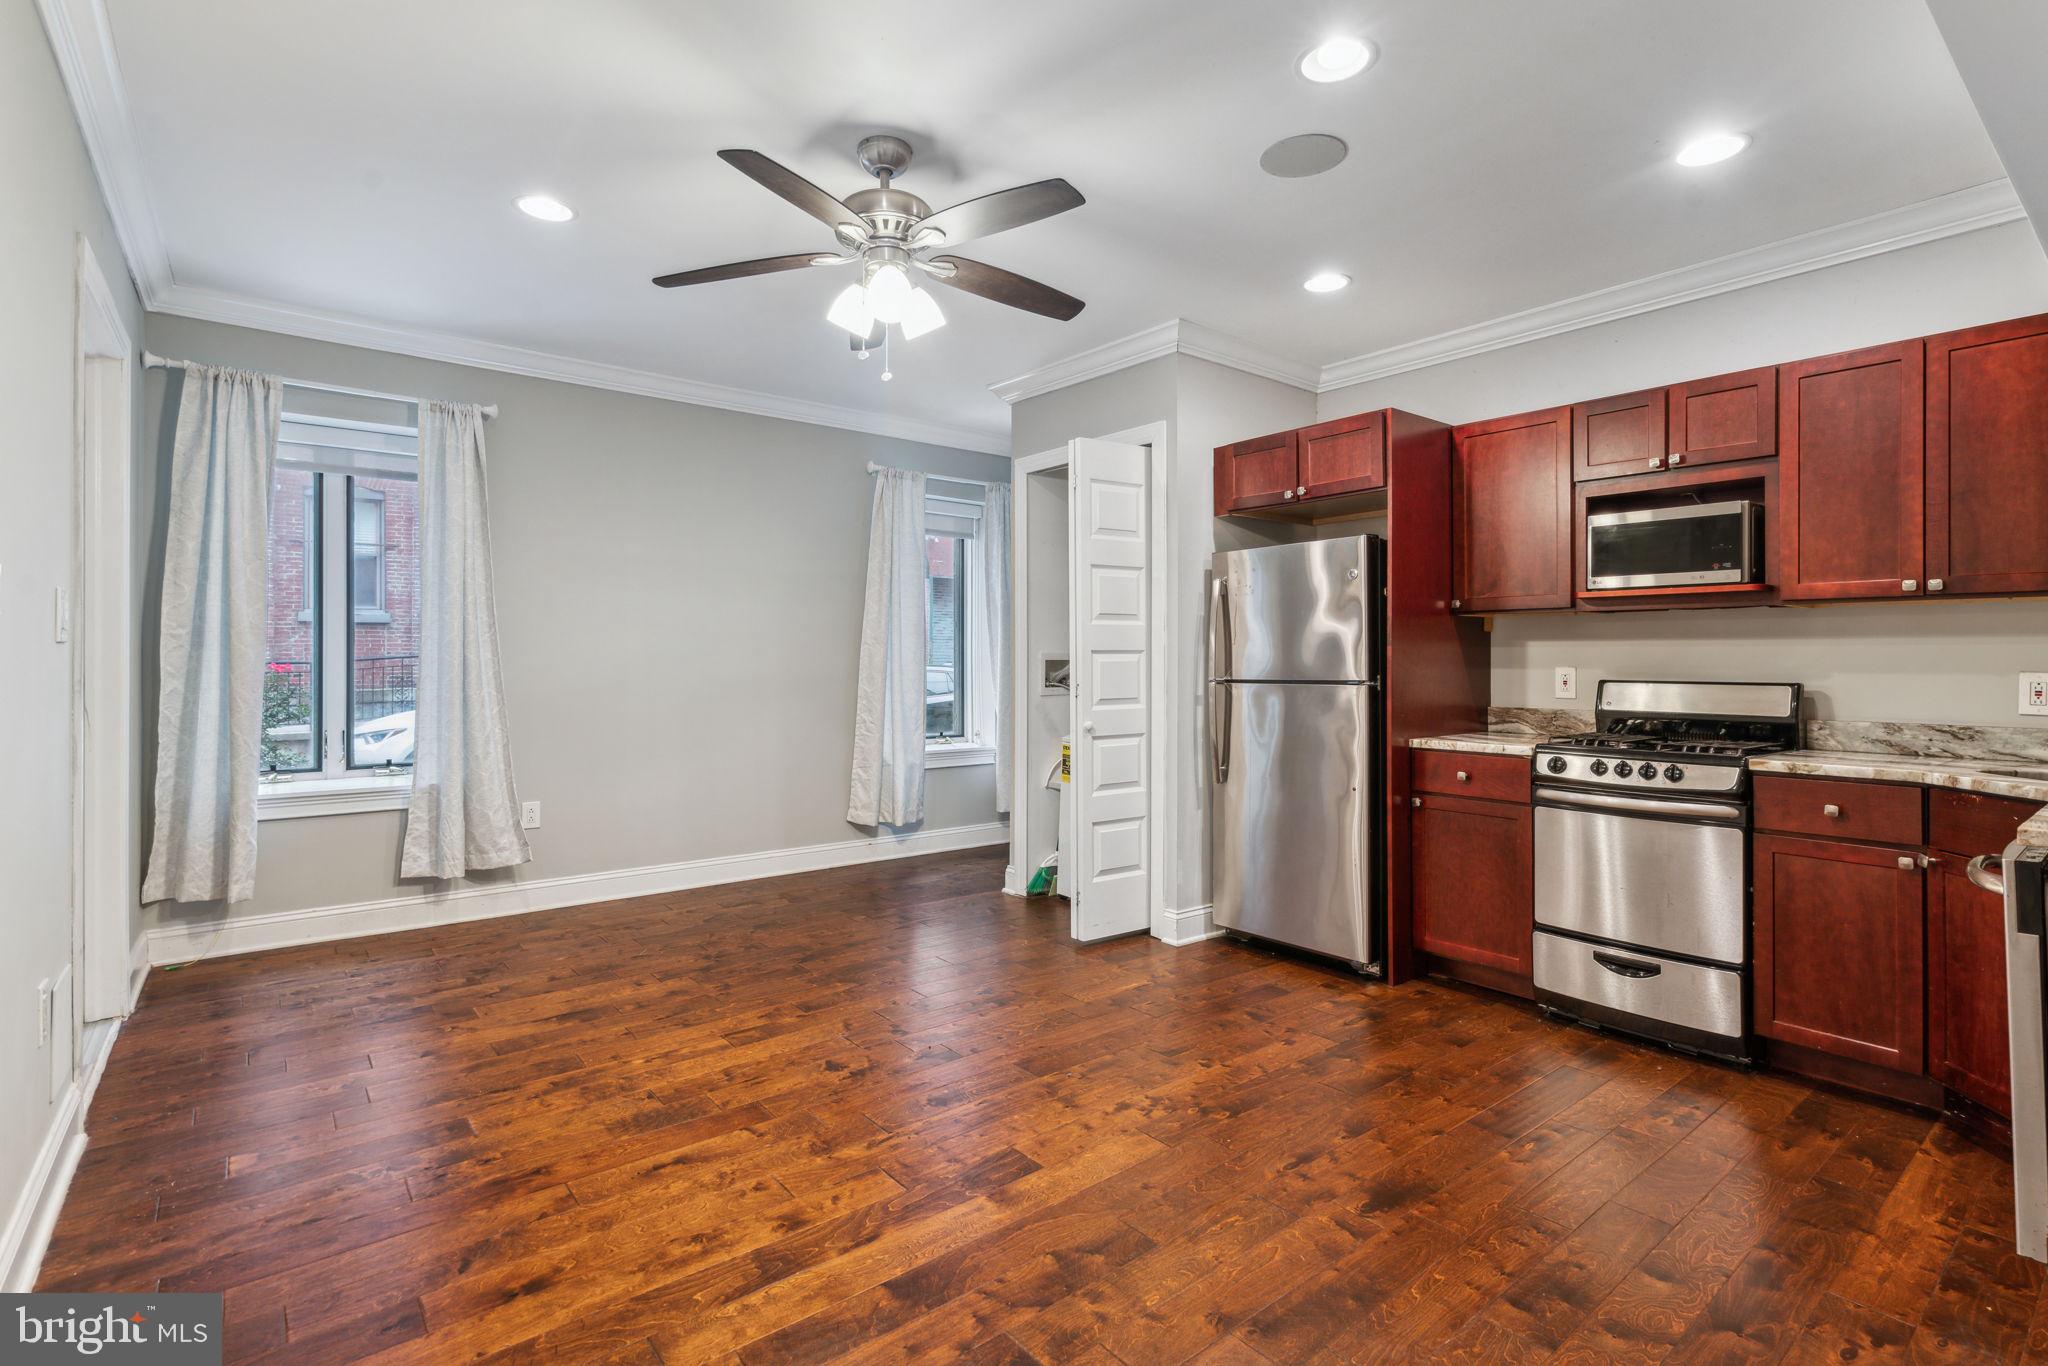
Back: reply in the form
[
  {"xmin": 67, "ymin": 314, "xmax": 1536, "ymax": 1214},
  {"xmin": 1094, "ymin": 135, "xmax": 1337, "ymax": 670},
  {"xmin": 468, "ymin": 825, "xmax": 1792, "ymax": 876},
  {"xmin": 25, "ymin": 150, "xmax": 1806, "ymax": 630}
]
[
  {"xmin": 1299, "ymin": 36, "xmax": 1375, "ymax": 83},
  {"xmin": 515, "ymin": 193, "xmax": 575, "ymax": 222},
  {"xmin": 1674, "ymin": 133, "xmax": 1750, "ymax": 168},
  {"xmin": 1303, "ymin": 271, "xmax": 1351, "ymax": 293}
]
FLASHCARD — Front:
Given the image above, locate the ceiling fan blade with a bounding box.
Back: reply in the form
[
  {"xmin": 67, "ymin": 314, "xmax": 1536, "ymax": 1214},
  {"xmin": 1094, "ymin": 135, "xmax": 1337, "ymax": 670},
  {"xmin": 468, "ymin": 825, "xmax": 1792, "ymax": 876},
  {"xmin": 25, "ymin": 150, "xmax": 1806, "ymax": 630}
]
[
  {"xmin": 651, "ymin": 253, "xmax": 842, "ymax": 288},
  {"xmin": 717, "ymin": 149, "xmax": 868, "ymax": 238},
  {"xmin": 912, "ymin": 179, "xmax": 1084, "ymax": 248},
  {"xmin": 927, "ymin": 256, "xmax": 1085, "ymax": 320}
]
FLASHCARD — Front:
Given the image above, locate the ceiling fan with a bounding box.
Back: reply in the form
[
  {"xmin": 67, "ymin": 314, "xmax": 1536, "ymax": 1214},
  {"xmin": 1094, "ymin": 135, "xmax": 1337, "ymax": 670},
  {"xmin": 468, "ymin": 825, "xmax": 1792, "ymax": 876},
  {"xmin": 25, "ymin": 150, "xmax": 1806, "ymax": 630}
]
[{"xmin": 652, "ymin": 135, "xmax": 1086, "ymax": 355}]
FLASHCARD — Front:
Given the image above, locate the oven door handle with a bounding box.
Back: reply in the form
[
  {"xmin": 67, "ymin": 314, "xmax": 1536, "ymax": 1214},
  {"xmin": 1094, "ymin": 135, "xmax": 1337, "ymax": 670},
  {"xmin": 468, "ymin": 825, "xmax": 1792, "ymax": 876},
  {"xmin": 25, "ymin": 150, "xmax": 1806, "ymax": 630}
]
[
  {"xmin": 1535, "ymin": 786, "xmax": 1746, "ymax": 825},
  {"xmin": 1593, "ymin": 950, "xmax": 1663, "ymax": 979}
]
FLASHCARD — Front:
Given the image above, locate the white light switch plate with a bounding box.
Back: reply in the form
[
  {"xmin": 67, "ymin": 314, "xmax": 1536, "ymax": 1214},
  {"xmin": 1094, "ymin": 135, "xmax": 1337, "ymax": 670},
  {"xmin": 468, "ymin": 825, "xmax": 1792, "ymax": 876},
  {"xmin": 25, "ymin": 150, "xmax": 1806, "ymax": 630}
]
[
  {"xmin": 1554, "ymin": 667, "xmax": 1577, "ymax": 701},
  {"xmin": 2022, "ymin": 673, "xmax": 2048, "ymax": 716},
  {"xmin": 520, "ymin": 801, "xmax": 542, "ymax": 830}
]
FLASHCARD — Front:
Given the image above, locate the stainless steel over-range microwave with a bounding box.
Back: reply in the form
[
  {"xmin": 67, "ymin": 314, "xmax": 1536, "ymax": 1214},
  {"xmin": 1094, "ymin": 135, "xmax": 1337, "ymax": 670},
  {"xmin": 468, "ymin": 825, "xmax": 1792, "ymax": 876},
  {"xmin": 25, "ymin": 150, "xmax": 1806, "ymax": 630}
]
[{"xmin": 1584, "ymin": 500, "xmax": 1762, "ymax": 591}]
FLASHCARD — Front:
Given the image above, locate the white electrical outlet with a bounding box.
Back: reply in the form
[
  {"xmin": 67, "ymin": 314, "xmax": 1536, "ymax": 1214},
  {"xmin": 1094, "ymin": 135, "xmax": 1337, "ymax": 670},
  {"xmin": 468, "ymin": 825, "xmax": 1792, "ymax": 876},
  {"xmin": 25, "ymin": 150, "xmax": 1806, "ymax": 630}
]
[
  {"xmin": 520, "ymin": 801, "xmax": 542, "ymax": 830},
  {"xmin": 2022, "ymin": 673, "xmax": 2048, "ymax": 717},
  {"xmin": 1554, "ymin": 667, "xmax": 1577, "ymax": 701}
]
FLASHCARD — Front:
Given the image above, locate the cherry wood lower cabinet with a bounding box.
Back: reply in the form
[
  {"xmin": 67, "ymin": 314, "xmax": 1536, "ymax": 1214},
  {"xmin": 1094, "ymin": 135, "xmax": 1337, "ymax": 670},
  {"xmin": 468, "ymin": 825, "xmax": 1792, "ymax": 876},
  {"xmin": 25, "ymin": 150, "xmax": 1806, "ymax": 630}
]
[
  {"xmin": 1926, "ymin": 856, "xmax": 2011, "ymax": 1116},
  {"xmin": 1411, "ymin": 790, "xmax": 1533, "ymax": 981},
  {"xmin": 1753, "ymin": 832, "xmax": 1926, "ymax": 1073}
]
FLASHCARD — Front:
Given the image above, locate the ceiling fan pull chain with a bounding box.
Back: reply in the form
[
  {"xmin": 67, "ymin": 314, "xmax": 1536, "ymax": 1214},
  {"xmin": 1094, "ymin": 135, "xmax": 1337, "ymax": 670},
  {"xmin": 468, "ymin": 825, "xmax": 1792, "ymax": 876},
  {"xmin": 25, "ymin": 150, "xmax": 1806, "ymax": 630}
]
[{"xmin": 881, "ymin": 330, "xmax": 893, "ymax": 383}]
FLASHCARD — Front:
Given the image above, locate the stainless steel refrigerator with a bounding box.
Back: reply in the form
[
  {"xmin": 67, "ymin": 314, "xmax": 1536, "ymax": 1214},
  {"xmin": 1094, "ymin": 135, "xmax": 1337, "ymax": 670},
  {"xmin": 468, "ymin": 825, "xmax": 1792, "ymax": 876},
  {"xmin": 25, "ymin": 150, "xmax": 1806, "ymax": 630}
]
[{"xmin": 1208, "ymin": 535, "xmax": 1385, "ymax": 971}]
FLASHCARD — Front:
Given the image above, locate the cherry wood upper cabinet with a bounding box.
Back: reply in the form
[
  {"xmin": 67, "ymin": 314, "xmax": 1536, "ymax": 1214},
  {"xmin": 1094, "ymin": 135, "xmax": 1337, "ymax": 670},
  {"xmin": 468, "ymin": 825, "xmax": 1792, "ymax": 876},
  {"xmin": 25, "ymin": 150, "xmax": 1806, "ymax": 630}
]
[
  {"xmin": 1451, "ymin": 408, "xmax": 1573, "ymax": 612},
  {"xmin": 1572, "ymin": 389, "xmax": 1667, "ymax": 482},
  {"xmin": 1927, "ymin": 313, "xmax": 2048, "ymax": 596},
  {"xmin": 1411, "ymin": 790, "xmax": 1533, "ymax": 979},
  {"xmin": 1213, "ymin": 430, "xmax": 1298, "ymax": 516},
  {"xmin": 1668, "ymin": 366, "xmax": 1777, "ymax": 467},
  {"xmin": 1297, "ymin": 410, "xmax": 1386, "ymax": 499},
  {"xmin": 1779, "ymin": 341, "xmax": 1925, "ymax": 601},
  {"xmin": 1752, "ymin": 832, "xmax": 1925, "ymax": 1073}
]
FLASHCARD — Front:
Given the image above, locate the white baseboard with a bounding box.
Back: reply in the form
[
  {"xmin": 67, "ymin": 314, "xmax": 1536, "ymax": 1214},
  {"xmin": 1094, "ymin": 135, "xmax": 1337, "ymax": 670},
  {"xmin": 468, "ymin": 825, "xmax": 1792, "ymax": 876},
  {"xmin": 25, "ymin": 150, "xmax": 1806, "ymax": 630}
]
[
  {"xmin": 2, "ymin": 1007, "xmax": 124, "ymax": 1293},
  {"xmin": 147, "ymin": 822, "xmax": 1010, "ymax": 965},
  {"xmin": 1155, "ymin": 903, "xmax": 1221, "ymax": 946}
]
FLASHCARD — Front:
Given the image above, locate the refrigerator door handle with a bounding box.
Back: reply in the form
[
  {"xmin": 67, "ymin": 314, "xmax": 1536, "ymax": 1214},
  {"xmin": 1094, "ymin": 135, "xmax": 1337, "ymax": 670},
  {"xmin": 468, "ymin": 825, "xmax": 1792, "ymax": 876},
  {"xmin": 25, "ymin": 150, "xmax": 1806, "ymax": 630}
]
[
  {"xmin": 1211, "ymin": 682, "xmax": 1231, "ymax": 784},
  {"xmin": 1208, "ymin": 575, "xmax": 1232, "ymax": 681}
]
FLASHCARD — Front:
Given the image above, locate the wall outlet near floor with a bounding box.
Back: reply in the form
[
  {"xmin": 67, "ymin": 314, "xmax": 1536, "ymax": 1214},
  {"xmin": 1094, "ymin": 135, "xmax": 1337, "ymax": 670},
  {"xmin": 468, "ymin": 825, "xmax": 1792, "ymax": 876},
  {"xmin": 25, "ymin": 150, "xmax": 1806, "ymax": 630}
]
[
  {"xmin": 2022, "ymin": 673, "xmax": 2048, "ymax": 716},
  {"xmin": 1554, "ymin": 667, "xmax": 1577, "ymax": 701},
  {"xmin": 520, "ymin": 800, "xmax": 542, "ymax": 830}
]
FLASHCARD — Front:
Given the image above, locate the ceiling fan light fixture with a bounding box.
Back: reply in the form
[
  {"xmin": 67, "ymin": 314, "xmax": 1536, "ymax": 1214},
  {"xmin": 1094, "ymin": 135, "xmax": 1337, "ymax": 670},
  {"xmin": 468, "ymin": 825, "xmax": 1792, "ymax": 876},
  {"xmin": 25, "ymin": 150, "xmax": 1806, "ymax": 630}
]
[
  {"xmin": 826, "ymin": 282, "xmax": 876, "ymax": 337},
  {"xmin": 1299, "ymin": 36, "xmax": 1375, "ymax": 83},
  {"xmin": 865, "ymin": 262, "xmax": 913, "ymax": 324},
  {"xmin": 899, "ymin": 287, "xmax": 946, "ymax": 340}
]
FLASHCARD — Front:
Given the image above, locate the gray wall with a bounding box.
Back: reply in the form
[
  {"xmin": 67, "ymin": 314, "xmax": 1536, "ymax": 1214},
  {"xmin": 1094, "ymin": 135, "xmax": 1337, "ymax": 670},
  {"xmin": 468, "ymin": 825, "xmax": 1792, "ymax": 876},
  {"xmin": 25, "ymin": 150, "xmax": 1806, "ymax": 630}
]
[
  {"xmin": 140, "ymin": 316, "xmax": 1010, "ymax": 931},
  {"xmin": 1315, "ymin": 220, "xmax": 2048, "ymax": 728},
  {"xmin": 5, "ymin": 0, "xmax": 146, "ymax": 1278}
]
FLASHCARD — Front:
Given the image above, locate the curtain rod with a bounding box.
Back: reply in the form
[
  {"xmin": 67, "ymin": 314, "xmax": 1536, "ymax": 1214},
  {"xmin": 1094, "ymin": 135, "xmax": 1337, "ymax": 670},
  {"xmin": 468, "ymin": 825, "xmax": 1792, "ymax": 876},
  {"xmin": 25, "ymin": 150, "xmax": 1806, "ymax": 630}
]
[
  {"xmin": 865, "ymin": 461, "xmax": 1001, "ymax": 489},
  {"xmin": 143, "ymin": 351, "xmax": 498, "ymax": 419}
]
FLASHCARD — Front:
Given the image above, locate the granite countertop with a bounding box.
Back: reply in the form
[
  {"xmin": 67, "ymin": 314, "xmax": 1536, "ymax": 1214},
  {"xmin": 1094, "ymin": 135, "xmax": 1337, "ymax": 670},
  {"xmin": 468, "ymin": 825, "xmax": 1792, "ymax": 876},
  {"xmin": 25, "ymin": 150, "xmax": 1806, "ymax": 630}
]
[
  {"xmin": 1749, "ymin": 750, "xmax": 2048, "ymax": 805},
  {"xmin": 1410, "ymin": 729, "xmax": 1550, "ymax": 758}
]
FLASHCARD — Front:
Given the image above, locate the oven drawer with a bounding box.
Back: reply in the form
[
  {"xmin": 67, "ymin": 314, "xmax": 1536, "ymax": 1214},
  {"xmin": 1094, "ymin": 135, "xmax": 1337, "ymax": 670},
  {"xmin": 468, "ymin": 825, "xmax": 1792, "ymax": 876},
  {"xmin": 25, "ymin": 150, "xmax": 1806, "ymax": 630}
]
[
  {"xmin": 1413, "ymin": 750, "xmax": 1530, "ymax": 802},
  {"xmin": 1533, "ymin": 793, "xmax": 1746, "ymax": 964},
  {"xmin": 1753, "ymin": 775, "xmax": 1922, "ymax": 846},
  {"xmin": 1534, "ymin": 931, "xmax": 1745, "ymax": 1049}
]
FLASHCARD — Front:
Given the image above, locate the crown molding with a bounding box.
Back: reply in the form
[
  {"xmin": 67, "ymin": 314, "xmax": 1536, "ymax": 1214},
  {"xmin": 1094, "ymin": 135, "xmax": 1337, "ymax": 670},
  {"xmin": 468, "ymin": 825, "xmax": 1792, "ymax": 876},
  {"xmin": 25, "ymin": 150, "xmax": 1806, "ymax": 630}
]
[
  {"xmin": 151, "ymin": 283, "xmax": 1011, "ymax": 454},
  {"xmin": 1316, "ymin": 179, "xmax": 2027, "ymax": 391},
  {"xmin": 36, "ymin": 0, "xmax": 172, "ymax": 303},
  {"xmin": 988, "ymin": 318, "xmax": 1320, "ymax": 405}
]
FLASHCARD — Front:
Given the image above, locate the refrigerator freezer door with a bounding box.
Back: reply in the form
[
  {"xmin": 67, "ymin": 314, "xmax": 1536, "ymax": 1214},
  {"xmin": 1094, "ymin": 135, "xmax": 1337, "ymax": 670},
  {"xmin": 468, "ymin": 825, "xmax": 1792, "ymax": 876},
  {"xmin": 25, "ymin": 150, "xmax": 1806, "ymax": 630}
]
[
  {"xmin": 1211, "ymin": 680, "xmax": 1374, "ymax": 965},
  {"xmin": 1213, "ymin": 538, "xmax": 1369, "ymax": 682}
]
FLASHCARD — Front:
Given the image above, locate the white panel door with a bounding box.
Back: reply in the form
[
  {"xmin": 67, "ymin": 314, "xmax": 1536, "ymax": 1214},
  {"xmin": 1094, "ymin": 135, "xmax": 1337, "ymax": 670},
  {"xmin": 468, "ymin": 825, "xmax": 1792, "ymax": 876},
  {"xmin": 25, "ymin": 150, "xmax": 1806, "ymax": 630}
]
[{"xmin": 1068, "ymin": 438, "xmax": 1150, "ymax": 940}]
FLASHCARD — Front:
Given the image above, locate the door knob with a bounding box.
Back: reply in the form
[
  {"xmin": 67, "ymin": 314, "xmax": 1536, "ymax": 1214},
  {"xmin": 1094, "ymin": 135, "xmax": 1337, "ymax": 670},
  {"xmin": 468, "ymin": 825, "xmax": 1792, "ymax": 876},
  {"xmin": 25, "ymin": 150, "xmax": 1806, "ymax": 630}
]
[{"xmin": 1082, "ymin": 721, "xmax": 1095, "ymax": 734}]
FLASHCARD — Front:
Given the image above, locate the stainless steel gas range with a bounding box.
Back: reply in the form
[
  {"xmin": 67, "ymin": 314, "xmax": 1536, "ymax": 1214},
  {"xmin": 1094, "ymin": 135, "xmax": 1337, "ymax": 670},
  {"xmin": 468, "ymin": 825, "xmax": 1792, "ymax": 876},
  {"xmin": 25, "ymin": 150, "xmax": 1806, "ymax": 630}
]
[{"xmin": 1531, "ymin": 680, "xmax": 1802, "ymax": 1062}]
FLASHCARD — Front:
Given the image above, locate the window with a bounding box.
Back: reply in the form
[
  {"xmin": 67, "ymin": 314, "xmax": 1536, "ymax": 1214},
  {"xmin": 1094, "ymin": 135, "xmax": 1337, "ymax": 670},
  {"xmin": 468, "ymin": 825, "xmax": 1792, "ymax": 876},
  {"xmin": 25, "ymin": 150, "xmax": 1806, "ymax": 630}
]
[
  {"xmin": 260, "ymin": 404, "xmax": 421, "ymax": 799},
  {"xmin": 924, "ymin": 479, "xmax": 996, "ymax": 766}
]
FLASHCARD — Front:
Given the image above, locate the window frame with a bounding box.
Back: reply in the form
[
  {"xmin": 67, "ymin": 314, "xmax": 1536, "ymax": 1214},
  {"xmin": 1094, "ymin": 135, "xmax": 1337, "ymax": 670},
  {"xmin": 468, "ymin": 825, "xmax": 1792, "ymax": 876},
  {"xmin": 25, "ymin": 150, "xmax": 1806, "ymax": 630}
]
[
  {"xmin": 923, "ymin": 486, "xmax": 996, "ymax": 769},
  {"xmin": 350, "ymin": 484, "xmax": 390, "ymax": 621},
  {"xmin": 259, "ymin": 411, "xmax": 419, "ymax": 818}
]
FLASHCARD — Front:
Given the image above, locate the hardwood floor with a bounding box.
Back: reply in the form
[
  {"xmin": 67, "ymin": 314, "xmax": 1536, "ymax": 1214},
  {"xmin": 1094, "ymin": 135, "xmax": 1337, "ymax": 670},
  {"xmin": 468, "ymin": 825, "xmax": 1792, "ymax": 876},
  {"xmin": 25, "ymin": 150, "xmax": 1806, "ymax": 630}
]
[{"xmin": 40, "ymin": 846, "xmax": 2044, "ymax": 1363}]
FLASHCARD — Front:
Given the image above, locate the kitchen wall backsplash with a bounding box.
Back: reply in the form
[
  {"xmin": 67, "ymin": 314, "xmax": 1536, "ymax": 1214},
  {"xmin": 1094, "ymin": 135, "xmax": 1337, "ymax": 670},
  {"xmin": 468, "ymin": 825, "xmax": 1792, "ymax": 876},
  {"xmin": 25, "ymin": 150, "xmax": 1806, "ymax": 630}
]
[{"xmin": 1488, "ymin": 706, "xmax": 1592, "ymax": 736}]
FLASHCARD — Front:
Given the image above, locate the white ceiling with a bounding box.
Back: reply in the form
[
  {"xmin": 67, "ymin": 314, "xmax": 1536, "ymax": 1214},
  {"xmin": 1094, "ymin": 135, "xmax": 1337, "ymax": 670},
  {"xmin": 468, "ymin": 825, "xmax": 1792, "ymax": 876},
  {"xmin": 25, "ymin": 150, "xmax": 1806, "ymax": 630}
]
[{"xmin": 100, "ymin": 0, "xmax": 2005, "ymax": 447}]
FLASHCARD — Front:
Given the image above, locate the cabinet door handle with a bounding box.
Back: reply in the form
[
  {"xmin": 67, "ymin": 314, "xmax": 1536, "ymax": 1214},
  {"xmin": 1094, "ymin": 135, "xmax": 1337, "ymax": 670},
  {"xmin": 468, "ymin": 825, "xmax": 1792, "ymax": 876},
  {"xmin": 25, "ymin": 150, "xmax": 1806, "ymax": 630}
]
[
  {"xmin": 1648, "ymin": 456, "xmax": 1665, "ymax": 470},
  {"xmin": 1668, "ymin": 452, "xmax": 1686, "ymax": 466},
  {"xmin": 1897, "ymin": 856, "xmax": 1916, "ymax": 870},
  {"xmin": 1929, "ymin": 578, "xmax": 1944, "ymax": 592},
  {"xmin": 1296, "ymin": 485, "xmax": 1307, "ymax": 495},
  {"xmin": 1455, "ymin": 770, "xmax": 1470, "ymax": 783},
  {"xmin": 1449, "ymin": 598, "xmax": 1463, "ymax": 611},
  {"xmin": 1282, "ymin": 489, "xmax": 1294, "ymax": 500},
  {"xmin": 1902, "ymin": 579, "xmax": 1918, "ymax": 592},
  {"xmin": 1823, "ymin": 804, "xmax": 1841, "ymax": 818},
  {"xmin": 1412, "ymin": 797, "xmax": 1423, "ymax": 808}
]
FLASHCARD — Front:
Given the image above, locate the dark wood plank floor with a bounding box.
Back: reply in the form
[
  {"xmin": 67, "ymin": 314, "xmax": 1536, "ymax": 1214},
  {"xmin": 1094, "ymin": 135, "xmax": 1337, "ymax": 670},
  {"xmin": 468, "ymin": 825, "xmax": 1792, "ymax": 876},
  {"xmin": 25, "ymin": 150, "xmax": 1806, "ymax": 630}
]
[{"xmin": 41, "ymin": 846, "xmax": 2044, "ymax": 1363}]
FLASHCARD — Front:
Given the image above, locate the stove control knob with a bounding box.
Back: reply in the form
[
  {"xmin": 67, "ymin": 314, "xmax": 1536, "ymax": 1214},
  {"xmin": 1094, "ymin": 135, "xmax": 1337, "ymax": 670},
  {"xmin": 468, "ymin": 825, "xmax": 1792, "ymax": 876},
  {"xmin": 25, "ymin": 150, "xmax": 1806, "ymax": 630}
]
[
  {"xmin": 1589, "ymin": 759, "xmax": 1609, "ymax": 776},
  {"xmin": 1545, "ymin": 756, "xmax": 1567, "ymax": 774},
  {"xmin": 1640, "ymin": 765, "xmax": 1660, "ymax": 782},
  {"xmin": 1612, "ymin": 761, "xmax": 1633, "ymax": 778},
  {"xmin": 1664, "ymin": 764, "xmax": 1684, "ymax": 782}
]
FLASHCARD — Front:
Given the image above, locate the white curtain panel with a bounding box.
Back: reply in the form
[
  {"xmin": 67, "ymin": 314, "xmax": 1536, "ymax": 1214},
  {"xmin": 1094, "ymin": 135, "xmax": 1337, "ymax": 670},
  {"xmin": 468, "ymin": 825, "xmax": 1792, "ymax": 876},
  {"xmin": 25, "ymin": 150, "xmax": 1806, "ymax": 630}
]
[
  {"xmin": 142, "ymin": 365, "xmax": 282, "ymax": 905},
  {"xmin": 400, "ymin": 401, "xmax": 532, "ymax": 879},
  {"xmin": 847, "ymin": 466, "xmax": 927, "ymax": 827},
  {"xmin": 978, "ymin": 483, "xmax": 1014, "ymax": 813}
]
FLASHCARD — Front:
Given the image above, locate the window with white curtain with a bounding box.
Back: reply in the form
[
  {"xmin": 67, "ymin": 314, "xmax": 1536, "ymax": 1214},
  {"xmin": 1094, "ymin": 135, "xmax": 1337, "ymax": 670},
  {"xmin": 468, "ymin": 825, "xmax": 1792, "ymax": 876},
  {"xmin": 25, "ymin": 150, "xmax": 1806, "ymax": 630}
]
[
  {"xmin": 924, "ymin": 479, "xmax": 994, "ymax": 766},
  {"xmin": 260, "ymin": 405, "xmax": 421, "ymax": 781}
]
